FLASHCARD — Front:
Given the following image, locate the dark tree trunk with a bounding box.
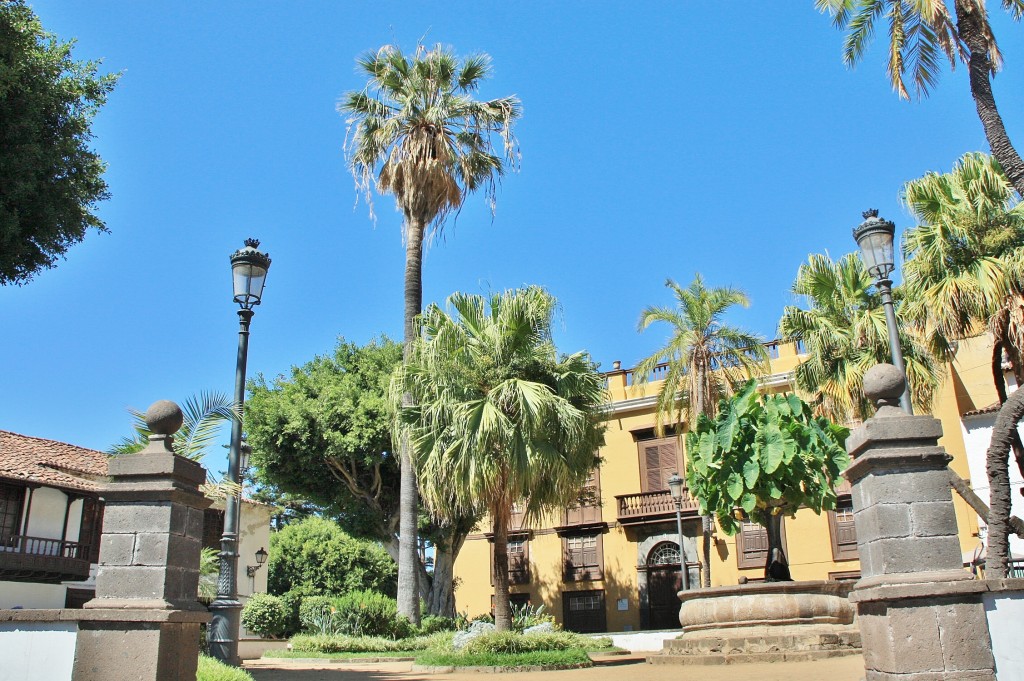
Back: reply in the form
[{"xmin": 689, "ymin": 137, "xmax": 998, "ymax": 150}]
[
  {"xmin": 955, "ymin": 0, "xmax": 1024, "ymax": 197},
  {"xmin": 491, "ymin": 513, "xmax": 512, "ymax": 632},
  {"xmin": 763, "ymin": 512, "xmax": 791, "ymax": 582},
  {"xmin": 396, "ymin": 217, "xmax": 426, "ymax": 626},
  {"xmin": 984, "ymin": 388, "xmax": 1024, "ymax": 578}
]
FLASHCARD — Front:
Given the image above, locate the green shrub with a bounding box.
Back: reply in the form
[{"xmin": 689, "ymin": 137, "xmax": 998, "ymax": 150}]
[
  {"xmin": 332, "ymin": 590, "xmax": 408, "ymax": 638},
  {"xmin": 197, "ymin": 655, "xmax": 254, "ymax": 681},
  {"xmin": 418, "ymin": 615, "xmax": 458, "ymax": 635},
  {"xmin": 414, "ymin": 649, "xmax": 591, "ymax": 669},
  {"xmin": 279, "ymin": 588, "xmax": 310, "ymax": 637},
  {"xmin": 289, "ymin": 631, "xmax": 453, "ymax": 654},
  {"xmin": 464, "ymin": 631, "xmax": 612, "ymax": 654},
  {"xmin": 268, "ymin": 517, "xmax": 396, "ymax": 598},
  {"xmin": 240, "ymin": 593, "xmax": 287, "ymax": 639},
  {"xmin": 298, "ymin": 595, "xmax": 338, "ymax": 634}
]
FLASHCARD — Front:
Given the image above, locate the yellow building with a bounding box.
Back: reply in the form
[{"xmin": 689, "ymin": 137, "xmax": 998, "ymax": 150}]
[{"xmin": 452, "ymin": 335, "xmax": 1000, "ymax": 632}]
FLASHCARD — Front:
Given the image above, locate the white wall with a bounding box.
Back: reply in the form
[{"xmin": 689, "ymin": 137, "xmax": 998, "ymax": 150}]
[
  {"xmin": 961, "ymin": 415, "xmax": 1024, "ymax": 559},
  {"xmin": 984, "ymin": 590, "xmax": 1024, "ymax": 680},
  {"xmin": 0, "ymin": 581, "xmax": 66, "ymax": 609},
  {"xmin": 22, "ymin": 487, "xmax": 83, "ymax": 543},
  {"xmin": 0, "ymin": 622, "xmax": 76, "ymax": 681}
]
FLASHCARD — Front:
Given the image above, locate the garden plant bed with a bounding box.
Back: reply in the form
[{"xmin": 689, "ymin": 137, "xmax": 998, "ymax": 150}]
[{"xmin": 412, "ymin": 648, "xmax": 593, "ymax": 672}]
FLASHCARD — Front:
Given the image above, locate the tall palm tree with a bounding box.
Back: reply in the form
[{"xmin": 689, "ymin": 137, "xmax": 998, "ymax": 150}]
[
  {"xmin": 635, "ymin": 275, "xmax": 770, "ymax": 588},
  {"xmin": 395, "ymin": 287, "xmax": 605, "ymax": 631},
  {"xmin": 902, "ymin": 151, "xmax": 1024, "ymax": 478},
  {"xmin": 340, "ymin": 44, "xmax": 521, "ymax": 624},
  {"xmin": 779, "ymin": 253, "xmax": 940, "ymax": 423},
  {"xmin": 816, "ymin": 0, "xmax": 1024, "ymax": 197}
]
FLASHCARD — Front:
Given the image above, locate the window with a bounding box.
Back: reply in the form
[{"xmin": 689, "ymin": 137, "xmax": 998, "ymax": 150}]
[
  {"xmin": 0, "ymin": 483, "xmax": 25, "ymax": 543},
  {"xmin": 490, "ymin": 536, "xmax": 530, "ymax": 585},
  {"xmin": 562, "ymin": 590, "xmax": 606, "ymax": 633},
  {"xmin": 828, "ymin": 496, "xmax": 858, "ymax": 561},
  {"xmin": 564, "ymin": 532, "xmax": 603, "ymax": 581},
  {"xmin": 647, "ymin": 541, "xmax": 680, "ymax": 567},
  {"xmin": 564, "ymin": 466, "xmax": 602, "ymax": 526},
  {"xmin": 638, "ymin": 437, "xmax": 680, "ymax": 493},
  {"xmin": 736, "ymin": 518, "xmax": 786, "ymax": 570}
]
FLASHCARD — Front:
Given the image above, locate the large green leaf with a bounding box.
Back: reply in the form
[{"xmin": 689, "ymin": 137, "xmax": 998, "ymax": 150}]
[
  {"xmin": 742, "ymin": 457, "xmax": 760, "ymax": 488},
  {"xmin": 726, "ymin": 471, "xmax": 744, "ymax": 501},
  {"xmin": 760, "ymin": 424, "xmax": 785, "ymax": 474}
]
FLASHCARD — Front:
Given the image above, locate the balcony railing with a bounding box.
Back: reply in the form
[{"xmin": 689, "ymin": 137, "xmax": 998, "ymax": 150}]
[
  {"xmin": 615, "ymin": 489, "xmax": 699, "ymax": 525},
  {"xmin": 0, "ymin": 535, "xmax": 93, "ymax": 583}
]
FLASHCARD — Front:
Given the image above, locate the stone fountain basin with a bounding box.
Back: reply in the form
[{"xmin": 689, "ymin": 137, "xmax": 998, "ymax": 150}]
[{"xmin": 677, "ymin": 580, "xmax": 855, "ymax": 636}]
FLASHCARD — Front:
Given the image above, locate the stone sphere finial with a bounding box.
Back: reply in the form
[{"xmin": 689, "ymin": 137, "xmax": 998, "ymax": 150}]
[
  {"xmin": 864, "ymin": 364, "xmax": 905, "ymax": 412},
  {"xmin": 145, "ymin": 400, "xmax": 183, "ymax": 435}
]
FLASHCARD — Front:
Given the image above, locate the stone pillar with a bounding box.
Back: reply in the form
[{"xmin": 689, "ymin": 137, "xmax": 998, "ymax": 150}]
[
  {"xmin": 845, "ymin": 365, "xmax": 995, "ymax": 681},
  {"xmin": 73, "ymin": 401, "xmax": 212, "ymax": 681}
]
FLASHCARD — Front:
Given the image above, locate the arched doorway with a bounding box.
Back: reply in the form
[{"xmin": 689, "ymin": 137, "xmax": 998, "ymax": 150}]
[{"xmin": 646, "ymin": 541, "xmax": 682, "ymax": 630}]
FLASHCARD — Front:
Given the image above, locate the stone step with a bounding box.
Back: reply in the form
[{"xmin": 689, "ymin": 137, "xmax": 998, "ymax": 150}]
[
  {"xmin": 662, "ymin": 632, "xmax": 861, "ymax": 655},
  {"xmin": 648, "ymin": 648, "xmax": 863, "ymax": 666}
]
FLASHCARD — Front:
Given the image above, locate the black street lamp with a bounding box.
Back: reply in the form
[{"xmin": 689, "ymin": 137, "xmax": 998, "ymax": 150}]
[
  {"xmin": 247, "ymin": 547, "xmax": 269, "ymax": 579},
  {"xmin": 209, "ymin": 239, "xmax": 271, "ymax": 665},
  {"xmin": 854, "ymin": 210, "xmax": 913, "ymax": 414},
  {"xmin": 667, "ymin": 472, "xmax": 690, "ymax": 591}
]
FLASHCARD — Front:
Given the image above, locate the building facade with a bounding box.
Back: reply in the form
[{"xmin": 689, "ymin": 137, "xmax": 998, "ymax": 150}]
[{"xmin": 452, "ymin": 336, "xmax": 998, "ymax": 632}]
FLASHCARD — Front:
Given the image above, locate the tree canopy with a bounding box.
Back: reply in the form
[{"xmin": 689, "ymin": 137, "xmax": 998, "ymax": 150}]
[
  {"xmin": 686, "ymin": 381, "xmax": 850, "ymax": 580},
  {"xmin": 245, "ymin": 337, "xmax": 402, "ymax": 540},
  {"xmin": 0, "ymin": 0, "xmax": 118, "ymax": 285}
]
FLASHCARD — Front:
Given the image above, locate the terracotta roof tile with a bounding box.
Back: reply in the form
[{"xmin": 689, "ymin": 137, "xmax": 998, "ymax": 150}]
[
  {"xmin": 0, "ymin": 430, "xmax": 109, "ymax": 492},
  {"xmin": 962, "ymin": 402, "xmax": 1002, "ymax": 418}
]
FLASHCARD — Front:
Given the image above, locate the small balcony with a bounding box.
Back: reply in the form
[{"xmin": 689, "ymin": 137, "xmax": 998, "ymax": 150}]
[
  {"xmin": 615, "ymin": 489, "xmax": 699, "ymax": 526},
  {"xmin": 0, "ymin": 535, "xmax": 93, "ymax": 583}
]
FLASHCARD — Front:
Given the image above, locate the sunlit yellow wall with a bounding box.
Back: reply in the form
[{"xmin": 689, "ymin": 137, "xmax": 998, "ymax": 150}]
[{"xmin": 453, "ymin": 337, "xmax": 993, "ymax": 629}]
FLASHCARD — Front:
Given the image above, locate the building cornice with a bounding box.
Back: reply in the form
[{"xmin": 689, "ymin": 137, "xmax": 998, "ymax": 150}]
[{"xmin": 604, "ymin": 371, "xmax": 795, "ymax": 416}]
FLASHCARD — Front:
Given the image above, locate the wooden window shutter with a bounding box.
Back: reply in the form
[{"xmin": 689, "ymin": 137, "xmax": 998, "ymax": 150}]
[{"xmin": 639, "ymin": 437, "xmax": 679, "ymax": 493}]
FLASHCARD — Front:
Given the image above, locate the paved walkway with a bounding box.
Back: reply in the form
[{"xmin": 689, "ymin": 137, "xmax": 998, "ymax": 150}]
[{"xmin": 244, "ymin": 655, "xmax": 866, "ymax": 681}]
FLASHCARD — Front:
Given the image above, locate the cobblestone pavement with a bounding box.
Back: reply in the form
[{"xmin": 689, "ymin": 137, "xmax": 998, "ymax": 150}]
[{"xmin": 244, "ymin": 655, "xmax": 866, "ymax": 681}]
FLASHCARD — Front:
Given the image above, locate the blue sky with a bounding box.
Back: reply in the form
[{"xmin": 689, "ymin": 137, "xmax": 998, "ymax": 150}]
[{"xmin": 3, "ymin": 2, "xmax": 1023, "ymax": 475}]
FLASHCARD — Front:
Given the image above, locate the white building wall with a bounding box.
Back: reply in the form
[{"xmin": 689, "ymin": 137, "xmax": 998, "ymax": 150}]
[
  {"xmin": 961, "ymin": 414, "xmax": 1024, "ymax": 559},
  {"xmin": 22, "ymin": 487, "xmax": 72, "ymax": 541},
  {"xmin": 0, "ymin": 581, "xmax": 66, "ymax": 609}
]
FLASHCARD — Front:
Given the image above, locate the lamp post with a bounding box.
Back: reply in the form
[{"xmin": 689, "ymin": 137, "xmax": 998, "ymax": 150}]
[
  {"xmin": 667, "ymin": 472, "xmax": 690, "ymax": 591},
  {"xmin": 209, "ymin": 239, "xmax": 271, "ymax": 665},
  {"xmin": 853, "ymin": 210, "xmax": 912, "ymax": 414}
]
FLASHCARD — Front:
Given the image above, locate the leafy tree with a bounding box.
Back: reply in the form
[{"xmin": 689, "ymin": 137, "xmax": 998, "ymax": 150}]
[
  {"xmin": 267, "ymin": 516, "xmax": 397, "ymax": 599},
  {"xmin": 635, "ymin": 275, "xmax": 769, "ymax": 588},
  {"xmin": 779, "ymin": 253, "xmax": 940, "ymax": 422},
  {"xmin": 339, "ymin": 44, "xmax": 521, "ymax": 624},
  {"xmin": 686, "ymin": 382, "xmax": 850, "ymax": 581},
  {"xmin": 395, "ymin": 287, "xmax": 605, "ymax": 631},
  {"xmin": 244, "ymin": 337, "xmax": 471, "ymax": 616},
  {"xmin": 0, "ymin": 1, "xmax": 118, "ymax": 285},
  {"xmin": 816, "ymin": 0, "xmax": 1024, "ymax": 197}
]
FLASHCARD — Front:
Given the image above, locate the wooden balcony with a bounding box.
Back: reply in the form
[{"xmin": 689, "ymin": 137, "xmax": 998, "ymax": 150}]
[
  {"xmin": 0, "ymin": 535, "xmax": 93, "ymax": 583},
  {"xmin": 615, "ymin": 489, "xmax": 699, "ymax": 526}
]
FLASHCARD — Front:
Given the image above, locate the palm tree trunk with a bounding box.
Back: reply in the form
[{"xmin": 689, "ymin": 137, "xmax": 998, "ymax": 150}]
[
  {"xmin": 955, "ymin": 0, "xmax": 1024, "ymax": 197},
  {"xmin": 397, "ymin": 217, "xmax": 426, "ymax": 625},
  {"xmin": 984, "ymin": 388, "xmax": 1024, "ymax": 578},
  {"xmin": 492, "ymin": 513, "xmax": 513, "ymax": 632}
]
